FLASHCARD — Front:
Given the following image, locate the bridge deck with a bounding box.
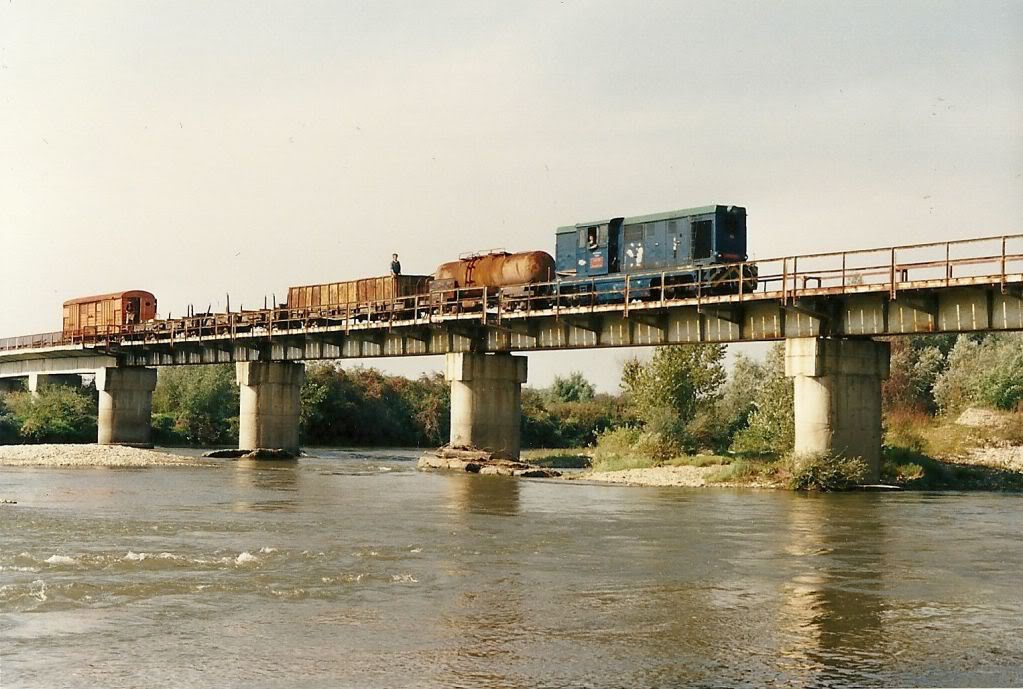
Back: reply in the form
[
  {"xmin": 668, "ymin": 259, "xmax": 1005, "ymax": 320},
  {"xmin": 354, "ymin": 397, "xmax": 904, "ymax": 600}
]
[{"xmin": 2, "ymin": 234, "xmax": 1022, "ymax": 369}]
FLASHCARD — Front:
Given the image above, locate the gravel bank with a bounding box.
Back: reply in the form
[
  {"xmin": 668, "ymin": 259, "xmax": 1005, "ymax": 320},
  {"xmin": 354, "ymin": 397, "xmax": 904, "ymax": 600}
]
[
  {"xmin": 0, "ymin": 444, "xmax": 204, "ymax": 467},
  {"xmin": 571, "ymin": 464, "xmax": 718, "ymax": 487},
  {"xmin": 962, "ymin": 445, "xmax": 1023, "ymax": 473}
]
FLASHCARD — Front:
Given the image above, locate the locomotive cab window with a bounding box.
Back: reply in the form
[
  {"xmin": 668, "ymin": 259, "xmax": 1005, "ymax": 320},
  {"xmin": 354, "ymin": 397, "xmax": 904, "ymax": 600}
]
[
  {"xmin": 587, "ymin": 226, "xmax": 599, "ymax": 249},
  {"xmin": 692, "ymin": 220, "xmax": 713, "ymax": 260}
]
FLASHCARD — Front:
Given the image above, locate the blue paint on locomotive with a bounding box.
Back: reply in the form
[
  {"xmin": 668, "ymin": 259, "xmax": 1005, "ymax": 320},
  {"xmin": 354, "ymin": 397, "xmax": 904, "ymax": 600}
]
[{"xmin": 553, "ymin": 205, "xmax": 749, "ymax": 301}]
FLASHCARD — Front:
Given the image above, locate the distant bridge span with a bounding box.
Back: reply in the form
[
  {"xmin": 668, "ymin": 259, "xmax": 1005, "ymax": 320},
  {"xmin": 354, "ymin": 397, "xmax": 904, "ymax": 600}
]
[{"xmin": 2, "ymin": 233, "xmax": 1021, "ymax": 479}]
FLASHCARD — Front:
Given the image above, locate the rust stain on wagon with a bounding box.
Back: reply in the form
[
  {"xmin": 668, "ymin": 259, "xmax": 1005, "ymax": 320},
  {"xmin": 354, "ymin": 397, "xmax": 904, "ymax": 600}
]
[{"xmin": 434, "ymin": 251, "xmax": 555, "ymax": 288}]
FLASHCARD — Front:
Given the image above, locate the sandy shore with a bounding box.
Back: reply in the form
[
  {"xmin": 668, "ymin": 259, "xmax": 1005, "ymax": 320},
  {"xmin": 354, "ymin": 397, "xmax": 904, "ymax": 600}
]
[{"xmin": 0, "ymin": 444, "xmax": 205, "ymax": 467}]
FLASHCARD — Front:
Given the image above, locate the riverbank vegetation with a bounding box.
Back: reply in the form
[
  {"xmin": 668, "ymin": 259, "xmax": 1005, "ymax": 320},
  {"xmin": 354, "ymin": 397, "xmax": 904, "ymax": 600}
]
[{"xmin": 1, "ymin": 333, "xmax": 1022, "ymax": 491}]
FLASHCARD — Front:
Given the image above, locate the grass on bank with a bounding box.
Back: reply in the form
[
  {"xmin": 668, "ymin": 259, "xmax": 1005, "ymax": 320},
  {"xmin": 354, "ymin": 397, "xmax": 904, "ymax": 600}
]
[
  {"xmin": 584, "ymin": 409, "xmax": 1023, "ymax": 491},
  {"xmin": 881, "ymin": 409, "xmax": 1023, "ymax": 491},
  {"xmin": 520, "ymin": 449, "xmax": 593, "ymax": 469}
]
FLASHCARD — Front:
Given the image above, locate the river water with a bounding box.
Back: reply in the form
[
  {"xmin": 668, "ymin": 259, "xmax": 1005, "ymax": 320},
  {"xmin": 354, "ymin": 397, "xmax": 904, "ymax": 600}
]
[{"xmin": 1, "ymin": 449, "xmax": 1021, "ymax": 688}]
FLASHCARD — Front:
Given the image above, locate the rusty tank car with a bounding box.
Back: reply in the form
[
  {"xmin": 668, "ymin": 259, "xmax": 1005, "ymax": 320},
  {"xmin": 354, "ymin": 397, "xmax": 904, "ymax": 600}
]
[
  {"xmin": 431, "ymin": 250, "xmax": 556, "ymax": 312},
  {"xmin": 433, "ymin": 250, "xmax": 556, "ymax": 289}
]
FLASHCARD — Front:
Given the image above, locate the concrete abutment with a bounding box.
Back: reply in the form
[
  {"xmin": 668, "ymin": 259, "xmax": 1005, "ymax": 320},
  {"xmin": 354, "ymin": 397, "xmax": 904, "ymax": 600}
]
[
  {"xmin": 96, "ymin": 367, "xmax": 158, "ymax": 446},
  {"xmin": 446, "ymin": 352, "xmax": 527, "ymax": 459},
  {"xmin": 236, "ymin": 361, "xmax": 304, "ymax": 453},
  {"xmin": 784, "ymin": 337, "xmax": 891, "ymax": 482}
]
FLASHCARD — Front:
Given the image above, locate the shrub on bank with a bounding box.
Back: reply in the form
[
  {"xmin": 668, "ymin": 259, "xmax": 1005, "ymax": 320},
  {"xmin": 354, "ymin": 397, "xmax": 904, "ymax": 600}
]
[
  {"xmin": 152, "ymin": 365, "xmax": 239, "ymax": 445},
  {"xmin": 0, "ymin": 395, "xmax": 20, "ymax": 445},
  {"xmin": 785, "ymin": 452, "xmax": 867, "ymax": 491},
  {"xmin": 932, "ymin": 334, "xmax": 1023, "ymax": 413},
  {"xmin": 4, "ymin": 386, "xmax": 98, "ymax": 443},
  {"xmin": 300, "ymin": 363, "xmax": 449, "ymax": 447},
  {"xmin": 729, "ymin": 344, "xmax": 794, "ymax": 457}
]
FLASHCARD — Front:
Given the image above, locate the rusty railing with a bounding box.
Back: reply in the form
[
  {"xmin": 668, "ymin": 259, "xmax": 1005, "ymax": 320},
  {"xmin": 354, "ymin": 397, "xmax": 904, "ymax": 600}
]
[{"xmin": 2, "ymin": 233, "xmax": 1020, "ymax": 353}]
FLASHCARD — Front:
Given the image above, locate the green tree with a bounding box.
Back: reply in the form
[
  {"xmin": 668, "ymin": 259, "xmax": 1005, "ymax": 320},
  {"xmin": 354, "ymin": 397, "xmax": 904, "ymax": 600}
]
[
  {"xmin": 152, "ymin": 365, "xmax": 239, "ymax": 445},
  {"xmin": 300, "ymin": 363, "xmax": 450, "ymax": 446},
  {"xmin": 716, "ymin": 353, "xmax": 764, "ymax": 437},
  {"xmin": 624, "ymin": 344, "xmax": 727, "ymax": 422},
  {"xmin": 546, "ymin": 371, "xmax": 596, "ymax": 404},
  {"xmin": 0, "ymin": 393, "xmax": 24, "ymax": 444},
  {"xmin": 932, "ymin": 335, "xmax": 991, "ymax": 412},
  {"xmin": 618, "ymin": 344, "xmax": 727, "ymax": 454},
  {"xmin": 5, "ymin": 386, "xmax": 98, "ymax": 443},
  {"xmin": 933, "ymin": 333, "xmax": 1023, "ymax": 412},
  {"xmin": 731, "ymin": 343, "xmax": 794, "ymax": 456},
  {"xmin": 882, "ymin": 336, "xmax": 949, "ymax": 413}
]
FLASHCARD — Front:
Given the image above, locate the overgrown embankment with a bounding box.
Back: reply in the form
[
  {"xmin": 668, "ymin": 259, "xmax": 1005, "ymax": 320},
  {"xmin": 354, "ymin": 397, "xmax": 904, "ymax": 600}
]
[
  {"xmin": 4, "ymin": 333, "xmax": 1023, "ymax": 492},
  {"xmin": 576, "ymin": 333, "xmax": 1023, "ymax": 491}
]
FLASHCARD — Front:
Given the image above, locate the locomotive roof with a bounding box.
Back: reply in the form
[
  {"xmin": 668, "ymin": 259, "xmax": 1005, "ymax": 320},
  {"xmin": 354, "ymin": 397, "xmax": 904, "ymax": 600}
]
[
  {"xmin": 63, "ymin": 290, "xmax": 156, "ymax": 306},
  {"xmin": 556, "ymin": 205, "xmax": 742, "ymax": 233}
]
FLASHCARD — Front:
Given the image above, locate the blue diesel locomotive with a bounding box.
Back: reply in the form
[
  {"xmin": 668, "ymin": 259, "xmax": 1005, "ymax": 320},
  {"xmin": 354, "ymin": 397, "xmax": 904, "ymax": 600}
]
[{"xmin": 553, "ymin": 205, "xmax": 757, "ymax": 303}]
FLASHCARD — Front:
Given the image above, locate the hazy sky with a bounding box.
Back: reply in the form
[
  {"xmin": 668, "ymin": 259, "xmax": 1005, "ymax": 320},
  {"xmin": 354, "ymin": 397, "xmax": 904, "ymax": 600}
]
[{"xmin": 2, "ymin": 1, "xmax": 1021, "ymax": 391}]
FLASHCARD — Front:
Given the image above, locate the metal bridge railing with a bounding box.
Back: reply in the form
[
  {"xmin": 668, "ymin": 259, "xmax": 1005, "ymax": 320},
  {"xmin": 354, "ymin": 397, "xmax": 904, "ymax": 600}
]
[{"xmin": 2, "ymin": 233, "xmax": 1021, "ymax": 353}]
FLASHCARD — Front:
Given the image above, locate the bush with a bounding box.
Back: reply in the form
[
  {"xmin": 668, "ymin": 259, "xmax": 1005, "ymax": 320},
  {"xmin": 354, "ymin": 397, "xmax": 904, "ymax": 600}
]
[
  {"xmin": 151, "ymin": 412, "xmax": 187, "ymax": 446},
  {"xmin": 300, "ymin": 363, "xmax": 450, "ymax": 447},
  {"xmin": 883, "ymin": 408, "xmax": 930, "ymax": 453},
  {"xmin": 932, "ymin": 334, "xmax": 1023, "ymax": 413},
  {"xmin": 152, "ymin": 365, "xmax": 239, "ymax": 445},
  {"xmin": 881, "ymin": 445, "xmax": 926, "ymax": 484},
  {"xmin": 882, "ymin": 337, "xmax": 948, "ymax": 413},
  {"xmin": 592, "ymin": 426, "xmax": 651, "ymax": 471},
  {"xmin": 0, "ymin": 395, "xmax": 20, "ymax": 445},
  {"xmin": 730, "ymin": 344, "xmax": 794, "ymax": 456},
  {"xmin": 5, "ymin": 387, "xmax": 97, "ymax": 443},
  {"xmin": 624, "ymin": 344, "xmax": 726, "ymax": 423},
  {"xmin": 706, "ymin": 458, "xmax": 780, "ymax": 484},
  {"xmin": 522, "ymin": 389, "xmax": 629, "ymax": 449},
  {"xmin": 785, "ymin": 452, "xmax": 867, "ymax": 491}
]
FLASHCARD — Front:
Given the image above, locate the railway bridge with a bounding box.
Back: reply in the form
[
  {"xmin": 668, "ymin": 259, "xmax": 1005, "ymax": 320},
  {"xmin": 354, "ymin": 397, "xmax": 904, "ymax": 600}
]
[{"xmin": 2, "ymin": 234, "xmax": 1022, "ymax": 480}]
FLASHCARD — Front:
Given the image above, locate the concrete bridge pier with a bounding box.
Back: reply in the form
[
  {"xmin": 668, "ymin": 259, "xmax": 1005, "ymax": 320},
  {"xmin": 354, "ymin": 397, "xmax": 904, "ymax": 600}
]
[
  {"xmin": 28, "ymin": 372, "xmax": 82, "ymax": 395},
  {"xmin": 446, "ymin": 352, "xmax": 527, "ymax": 459},
  {"xmin": 785, "ymin": 337, "xmax": 891, "ymax": 482},
  {"xmin": 96, "ymin": 367, "xmax": 158, "ymax": 446},
  {"xmin": 236, "ymin": 362, "xmax": 304, "ymax": 453}
]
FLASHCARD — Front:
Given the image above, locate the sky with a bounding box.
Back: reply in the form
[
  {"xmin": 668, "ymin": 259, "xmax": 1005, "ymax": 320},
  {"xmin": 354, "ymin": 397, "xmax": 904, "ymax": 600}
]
[{"xmin": 1, "ymin": 0, "xmax": 1021, "ymax": 391}]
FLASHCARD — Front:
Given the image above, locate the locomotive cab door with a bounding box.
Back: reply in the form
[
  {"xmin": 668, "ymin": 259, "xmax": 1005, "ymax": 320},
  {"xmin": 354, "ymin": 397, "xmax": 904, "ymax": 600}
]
[
  {"xmin": 607, "ymin": 218, "xmax": 622, "ymax": 273},
  {"xmin": 692, "ymin": 218, "xmax": 714, "ymax": 263},
  {"xmin": 579, "ymin": 223, "xmax": 610, "ymax": 276}
]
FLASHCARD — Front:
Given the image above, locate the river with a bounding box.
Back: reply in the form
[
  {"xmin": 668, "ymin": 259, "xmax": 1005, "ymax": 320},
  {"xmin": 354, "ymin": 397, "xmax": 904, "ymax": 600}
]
[{"xmin": 1, "ymin": 449, "xmax": 1021, "ymax": 688}]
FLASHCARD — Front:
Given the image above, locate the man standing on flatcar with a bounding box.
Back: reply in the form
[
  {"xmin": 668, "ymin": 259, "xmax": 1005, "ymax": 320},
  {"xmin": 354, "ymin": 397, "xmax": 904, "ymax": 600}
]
[{"xmin": 391, "ymin": 253, "xmax": 401, "ymax": 276}]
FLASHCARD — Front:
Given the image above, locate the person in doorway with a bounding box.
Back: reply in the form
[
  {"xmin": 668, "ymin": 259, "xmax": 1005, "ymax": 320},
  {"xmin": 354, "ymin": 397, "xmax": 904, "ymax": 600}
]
[{"xmin": 391, "ymin": 253, "xmax": 401, "ymax": 276}]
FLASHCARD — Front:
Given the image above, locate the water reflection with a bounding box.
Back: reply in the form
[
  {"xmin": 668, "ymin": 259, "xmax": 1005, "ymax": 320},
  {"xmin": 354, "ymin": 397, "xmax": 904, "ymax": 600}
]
[
  {"xmin": 230, "ymin": 460, "xmax": 300, "ymax": 512},
  {"xmin": 5, "ymin": 455, "xmax": 1022, "ymax": 688},
  {"xmin": 778, "ymin": 494, "xmax": 886, "ymax": 686},
  {"xmin": 446, "ymin": 474, "xmax": 521, "ymax": 516}
]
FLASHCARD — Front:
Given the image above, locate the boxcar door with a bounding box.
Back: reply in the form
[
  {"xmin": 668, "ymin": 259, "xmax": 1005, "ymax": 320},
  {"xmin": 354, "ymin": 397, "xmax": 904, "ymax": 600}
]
[{"xmin": 125, "ymin": 297, "xmax": 141, "ymax": 326}]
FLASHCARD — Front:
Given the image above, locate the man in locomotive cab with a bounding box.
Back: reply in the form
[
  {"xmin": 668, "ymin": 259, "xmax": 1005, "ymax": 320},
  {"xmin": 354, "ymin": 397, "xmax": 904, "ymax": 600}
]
[
  {"xmin": 125, "ymin": 299, "xmax": 137, "ymax": 326},
  {"xmin": 391, "ymin": 253, "xmax": 401, "ymax": 276}
]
